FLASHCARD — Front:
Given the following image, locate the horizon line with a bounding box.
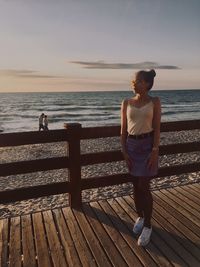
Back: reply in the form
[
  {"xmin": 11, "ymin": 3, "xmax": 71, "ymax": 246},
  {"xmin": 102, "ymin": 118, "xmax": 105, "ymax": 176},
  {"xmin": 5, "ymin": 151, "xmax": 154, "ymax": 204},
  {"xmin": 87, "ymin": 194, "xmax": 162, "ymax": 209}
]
[{"xmin": 0, "ymin": 88, "xmax": 199, "ymax": 94}]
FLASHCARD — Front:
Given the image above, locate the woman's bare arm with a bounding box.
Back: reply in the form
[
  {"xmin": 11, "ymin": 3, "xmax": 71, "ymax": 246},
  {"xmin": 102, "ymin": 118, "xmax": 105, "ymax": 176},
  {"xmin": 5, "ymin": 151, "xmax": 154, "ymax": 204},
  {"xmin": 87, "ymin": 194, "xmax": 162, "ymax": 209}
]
[
  {"xmin": 120, "ymin": 99, "xmax": 128, "ymax": 153},
  {"xmin": 152, "ymin": 97, "xmax": 161, "ymax": 149},
  {"xmin": 120, "ymin": 99, "xmax": 132, "ymax": 171},
  {"xmin": 148, "ymin": 97, "xmax": 161, "ymax": 170}
]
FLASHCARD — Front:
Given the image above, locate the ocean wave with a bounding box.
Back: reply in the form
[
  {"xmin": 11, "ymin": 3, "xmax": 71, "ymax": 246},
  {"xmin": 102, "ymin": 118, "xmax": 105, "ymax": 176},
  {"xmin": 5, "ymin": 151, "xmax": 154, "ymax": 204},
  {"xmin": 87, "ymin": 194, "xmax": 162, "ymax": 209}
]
[{"xmin": 0, "ymin": 90, "xmax": 200, "ymax": 132}]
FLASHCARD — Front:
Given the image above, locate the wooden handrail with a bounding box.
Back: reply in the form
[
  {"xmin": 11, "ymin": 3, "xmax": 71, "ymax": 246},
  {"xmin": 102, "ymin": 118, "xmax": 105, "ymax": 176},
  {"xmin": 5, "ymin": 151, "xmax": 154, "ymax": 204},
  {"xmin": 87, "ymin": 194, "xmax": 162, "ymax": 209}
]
[
  {"xmin": 0, "ymin": 120, "xmax": 199, "ymax": 147},
  {"xmin": 0, "ymin": 119, "xmax": 200, "ymax": 207},
  {"xmin": 0, "ymin": 129, "xmax": 69, "ymax": 147},
  {"xmin": 80, "ymin": 141, "xmax": 200, "ymax": 166},
  {"xmin": 0, "ymin": 181, "xmax": 70, "ymax": 203},
  {"xmin": 80, "ymin": 120, "xmax": 200, "ymax": 139},
  {"xmin": 160, "ymin": 119, "xmax": 200, "ymax": 132},
  {"xmin": 81, "ymin": 162, "xmax": 200, "ymax": 190},
  {"xmin": 0, "ymin": 157, "xmax": 69, "ymax": 176},
  {"xmin": 0, "ymin": 141, "xmax": 199, "ymax": 177}
]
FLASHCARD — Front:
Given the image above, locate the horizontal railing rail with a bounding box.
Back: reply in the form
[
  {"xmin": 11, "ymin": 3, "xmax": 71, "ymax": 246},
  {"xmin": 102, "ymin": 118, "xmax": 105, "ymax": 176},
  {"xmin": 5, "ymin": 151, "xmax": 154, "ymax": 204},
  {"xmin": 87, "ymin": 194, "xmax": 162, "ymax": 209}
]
[
  {"xmin": 0, "ymin": 181, "xmax": 70, "ymax": 203},
  {"xmin": 80, "ymin": 119, "xmax": 200, "ymax": 139},
  {"xmin": 81, "ymin": 162, "xmax": 200, "ymax": 190},
  {"xmin": 0, "ymin": 129, "xmax": 69, "ymax": 147},
  {"xmin": 80, "ymin": 141, "xmax": 200, "ymax": 166},
  {"xmin": 0, "ymin": 157, "xmax": 69, "ymax": 177},
  {"xmin": 0, "ymin": 120, "xmax": 200, "ymax": 207}
]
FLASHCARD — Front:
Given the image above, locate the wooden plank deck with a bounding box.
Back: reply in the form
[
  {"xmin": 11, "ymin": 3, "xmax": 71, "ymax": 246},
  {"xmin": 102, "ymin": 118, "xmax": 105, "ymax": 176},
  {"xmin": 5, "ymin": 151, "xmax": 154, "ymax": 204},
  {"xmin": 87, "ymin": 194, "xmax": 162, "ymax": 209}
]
[{"xmin": 0, "ymin": 183, "xmax": 200, "ymax": 267}]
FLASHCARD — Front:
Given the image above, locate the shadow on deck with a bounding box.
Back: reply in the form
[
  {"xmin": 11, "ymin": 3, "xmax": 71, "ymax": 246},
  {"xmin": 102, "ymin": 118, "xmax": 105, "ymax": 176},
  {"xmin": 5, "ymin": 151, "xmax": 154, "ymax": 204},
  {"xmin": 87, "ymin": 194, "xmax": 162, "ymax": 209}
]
[{"xmin": 1, "ymin": 183, "xmax": 200, "ymax": 267}]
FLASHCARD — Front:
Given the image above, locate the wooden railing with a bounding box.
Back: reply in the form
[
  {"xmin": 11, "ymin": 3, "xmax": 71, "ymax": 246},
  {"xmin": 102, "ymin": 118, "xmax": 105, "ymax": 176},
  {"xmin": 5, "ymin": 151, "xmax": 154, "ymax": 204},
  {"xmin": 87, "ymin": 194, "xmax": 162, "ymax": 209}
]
[{"xmin": 0, "ymin": 120, "xmax": 200, "ymax": 208}]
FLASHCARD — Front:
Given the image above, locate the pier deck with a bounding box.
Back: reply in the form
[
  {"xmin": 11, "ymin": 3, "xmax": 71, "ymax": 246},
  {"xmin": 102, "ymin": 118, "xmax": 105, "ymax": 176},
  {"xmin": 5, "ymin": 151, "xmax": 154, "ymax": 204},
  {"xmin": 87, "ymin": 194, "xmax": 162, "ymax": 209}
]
[{"xmin": 1, "ymin": 183, "xmax": 200, "ymax": 267}]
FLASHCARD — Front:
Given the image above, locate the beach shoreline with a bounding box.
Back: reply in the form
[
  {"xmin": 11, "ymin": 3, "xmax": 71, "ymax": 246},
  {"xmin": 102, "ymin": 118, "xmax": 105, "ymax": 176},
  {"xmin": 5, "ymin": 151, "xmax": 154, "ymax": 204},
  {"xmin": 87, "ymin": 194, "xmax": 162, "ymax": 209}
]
[{"xmin": 0, "ymin": 129, "xmax": 200, "ymax": 219}]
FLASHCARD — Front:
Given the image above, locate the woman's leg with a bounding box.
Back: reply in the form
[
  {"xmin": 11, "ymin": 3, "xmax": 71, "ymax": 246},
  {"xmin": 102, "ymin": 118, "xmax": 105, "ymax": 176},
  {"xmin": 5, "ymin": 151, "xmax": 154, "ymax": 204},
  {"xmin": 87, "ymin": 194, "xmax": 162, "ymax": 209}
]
[
  {"xmin": 138, "ymin": 177, "xmax": 153, "ymax": 228},
  {"xmin": 132, "ymin": 177, "xmax": 144, "ymax": 218}
]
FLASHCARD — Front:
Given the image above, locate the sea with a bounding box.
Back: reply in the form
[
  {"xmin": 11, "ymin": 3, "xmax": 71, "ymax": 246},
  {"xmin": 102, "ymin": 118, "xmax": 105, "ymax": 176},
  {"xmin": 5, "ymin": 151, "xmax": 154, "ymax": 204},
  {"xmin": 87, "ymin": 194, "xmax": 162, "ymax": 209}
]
[{"xmin": 0, "ymin": 89, "xmax": 200, "ymax": 133}]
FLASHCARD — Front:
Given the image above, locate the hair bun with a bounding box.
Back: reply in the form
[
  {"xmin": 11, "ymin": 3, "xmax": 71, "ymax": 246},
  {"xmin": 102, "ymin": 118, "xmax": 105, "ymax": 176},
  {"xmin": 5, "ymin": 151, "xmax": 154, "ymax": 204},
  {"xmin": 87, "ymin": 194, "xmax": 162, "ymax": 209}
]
[{"xmin": 150, "ymin": 69, "xmax": 156, "ymax": 77}]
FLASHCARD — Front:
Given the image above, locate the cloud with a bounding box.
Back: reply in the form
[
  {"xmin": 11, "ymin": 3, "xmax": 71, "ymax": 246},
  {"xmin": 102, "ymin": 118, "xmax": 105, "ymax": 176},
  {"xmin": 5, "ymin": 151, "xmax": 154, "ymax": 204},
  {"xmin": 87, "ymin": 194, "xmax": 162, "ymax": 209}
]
[
  {"xmin": 70, "ymin": 61, "xmax": 180, "ymax": 70},
  {"xmin": 0, "ymin": 69, "xmax": 63, "ymax": 79}
]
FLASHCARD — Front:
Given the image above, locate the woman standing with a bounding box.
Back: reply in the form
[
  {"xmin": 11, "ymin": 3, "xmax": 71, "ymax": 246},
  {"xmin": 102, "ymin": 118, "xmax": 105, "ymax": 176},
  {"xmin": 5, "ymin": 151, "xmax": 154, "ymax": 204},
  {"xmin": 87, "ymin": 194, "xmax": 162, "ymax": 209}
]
[
  {"xmin": 121, "ymin": 69, "xmax": 161, "ymax": 246},
  {"xmin": 44, "ymin": 115, "xmax": 49, "ymax": 131},
  {"xmin": 39, "ymin": 113, "xmax": 45, "ymax": 131}
]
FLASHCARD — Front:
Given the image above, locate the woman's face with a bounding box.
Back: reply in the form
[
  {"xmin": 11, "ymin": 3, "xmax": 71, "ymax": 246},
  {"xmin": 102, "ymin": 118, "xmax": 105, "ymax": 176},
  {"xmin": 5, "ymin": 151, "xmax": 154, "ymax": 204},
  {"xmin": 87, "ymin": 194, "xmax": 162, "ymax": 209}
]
[{"xmin": 132, "ymin": 74, "xmax": 148, "ymax": 94}]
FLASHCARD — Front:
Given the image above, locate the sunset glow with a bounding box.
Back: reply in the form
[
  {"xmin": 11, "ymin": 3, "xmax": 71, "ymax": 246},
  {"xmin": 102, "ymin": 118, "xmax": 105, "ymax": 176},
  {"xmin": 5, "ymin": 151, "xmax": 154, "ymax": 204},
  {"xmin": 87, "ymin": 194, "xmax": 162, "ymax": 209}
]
[{"xmin": 0, "ymin": 1, "xmax": 199, "ymax": 92}]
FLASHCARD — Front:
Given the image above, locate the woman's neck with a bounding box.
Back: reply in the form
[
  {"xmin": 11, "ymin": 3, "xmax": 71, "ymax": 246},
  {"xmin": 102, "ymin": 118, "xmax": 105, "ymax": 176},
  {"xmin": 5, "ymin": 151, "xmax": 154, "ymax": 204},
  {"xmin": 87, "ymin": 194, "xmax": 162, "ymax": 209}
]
[{"xmin": 135, "ymin": 93, "xmax": 150, "ymax": 101}]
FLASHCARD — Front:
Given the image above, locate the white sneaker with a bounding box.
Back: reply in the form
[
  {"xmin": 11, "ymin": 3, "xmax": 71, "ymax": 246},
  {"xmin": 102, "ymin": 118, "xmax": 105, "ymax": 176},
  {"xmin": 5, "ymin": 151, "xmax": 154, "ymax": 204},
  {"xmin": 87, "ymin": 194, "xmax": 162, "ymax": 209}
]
[
  {"xmin": 137, "ymin": 227, "xmax": 152, "ymax": 246},
  {"xmin": 132, "ymin": 217, "xmax": 144, "ymax": 235}
]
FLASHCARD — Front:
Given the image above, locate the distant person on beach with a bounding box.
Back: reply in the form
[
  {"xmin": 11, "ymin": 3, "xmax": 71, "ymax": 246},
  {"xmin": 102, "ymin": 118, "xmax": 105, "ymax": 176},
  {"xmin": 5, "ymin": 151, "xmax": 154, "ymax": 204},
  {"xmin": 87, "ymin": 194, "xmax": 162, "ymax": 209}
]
[
  {"xmin": 39, "ymin": 113, "xmax": 45, "ymax": 131},
  {"xmin": 121, "ymin": 69, "xmax": 161, "ymax": 246},
  {"xmin": 44, "ymin": 115, "xmax": 49, "ymax": 131}
]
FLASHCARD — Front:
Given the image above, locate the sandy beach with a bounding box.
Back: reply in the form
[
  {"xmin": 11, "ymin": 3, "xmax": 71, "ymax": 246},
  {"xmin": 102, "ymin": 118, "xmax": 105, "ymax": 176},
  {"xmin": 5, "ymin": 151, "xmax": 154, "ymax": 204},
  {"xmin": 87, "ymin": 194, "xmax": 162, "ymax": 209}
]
[{"xmin": 0, "ymin": 129, "xmax": 200, "ymax": 219}]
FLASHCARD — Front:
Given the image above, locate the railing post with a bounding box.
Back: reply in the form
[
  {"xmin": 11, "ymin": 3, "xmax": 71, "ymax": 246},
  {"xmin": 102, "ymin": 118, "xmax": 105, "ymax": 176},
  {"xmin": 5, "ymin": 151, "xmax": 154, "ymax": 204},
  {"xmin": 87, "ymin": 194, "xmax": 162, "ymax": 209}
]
[{"xmin": 64, "ymin": 123, "xmax": 82, "ymax": 208}]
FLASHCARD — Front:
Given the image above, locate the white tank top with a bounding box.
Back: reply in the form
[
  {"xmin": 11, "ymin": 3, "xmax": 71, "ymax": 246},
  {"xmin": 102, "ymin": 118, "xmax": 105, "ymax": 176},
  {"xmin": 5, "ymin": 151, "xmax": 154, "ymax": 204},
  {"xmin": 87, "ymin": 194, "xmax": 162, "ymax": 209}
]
[{"xmin": 126, "ymin": 101, "xmax": 154, "ymax": 135}]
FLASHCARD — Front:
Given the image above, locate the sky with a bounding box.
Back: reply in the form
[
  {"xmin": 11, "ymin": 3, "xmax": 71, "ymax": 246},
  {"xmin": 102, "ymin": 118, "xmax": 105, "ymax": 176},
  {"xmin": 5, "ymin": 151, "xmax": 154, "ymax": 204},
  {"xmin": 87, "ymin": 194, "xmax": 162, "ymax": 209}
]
[{"xmin": 0, "ymin": 0, "xmax": 200, "ymax": 92}]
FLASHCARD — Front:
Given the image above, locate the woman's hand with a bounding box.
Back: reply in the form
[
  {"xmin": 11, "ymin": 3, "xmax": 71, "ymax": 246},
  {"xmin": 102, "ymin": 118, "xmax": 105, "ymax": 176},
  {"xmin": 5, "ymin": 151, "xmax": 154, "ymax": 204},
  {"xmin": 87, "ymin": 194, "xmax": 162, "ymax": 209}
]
[
  {"xmin": 148, "ymin": 150, "xmax": 159, "ymax": 171},
  {"xmin": 123, "ymin": 151, "xmax": 132, "ymax": 172}
]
